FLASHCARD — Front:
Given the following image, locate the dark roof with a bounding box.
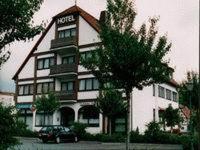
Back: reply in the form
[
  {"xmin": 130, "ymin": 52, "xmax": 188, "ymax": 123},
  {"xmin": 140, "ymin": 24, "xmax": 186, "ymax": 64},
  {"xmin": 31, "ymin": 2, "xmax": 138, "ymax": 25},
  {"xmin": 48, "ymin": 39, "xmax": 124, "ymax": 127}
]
[
  {"xmin": 12, "ymin": 5, "xmax": 100, "ymax": 80},
  {"xmin": 167, "ymin": 79, "xmax": 179, "ymax": 88}
]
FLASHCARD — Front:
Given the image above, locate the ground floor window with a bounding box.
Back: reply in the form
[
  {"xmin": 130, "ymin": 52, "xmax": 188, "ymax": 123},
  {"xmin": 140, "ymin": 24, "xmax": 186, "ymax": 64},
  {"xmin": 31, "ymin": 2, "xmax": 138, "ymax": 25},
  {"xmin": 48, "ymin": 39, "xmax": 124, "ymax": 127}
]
[
  {"xmin": 114, "ymin": 118, "xmax": 126, "ymax": 132},
  {"xmin": 35, "ymin": 112, "xmax": 53, "ymax": 126},
  {"xmin": 78, "ymin": 105, "xmax": 99, "ymax": 127},
  {"xmin": 18, "ymin": 109, "xmax": 33, "ymax": 129}
]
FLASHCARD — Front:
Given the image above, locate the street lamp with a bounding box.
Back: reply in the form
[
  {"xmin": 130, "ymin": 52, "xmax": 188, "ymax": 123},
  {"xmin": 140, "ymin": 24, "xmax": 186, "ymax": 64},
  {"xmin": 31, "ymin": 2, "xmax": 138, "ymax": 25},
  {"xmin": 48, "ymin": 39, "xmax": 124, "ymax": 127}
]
[{"xmin": 186, "ymin": 80, "xmax": 194, "ymax": 150}]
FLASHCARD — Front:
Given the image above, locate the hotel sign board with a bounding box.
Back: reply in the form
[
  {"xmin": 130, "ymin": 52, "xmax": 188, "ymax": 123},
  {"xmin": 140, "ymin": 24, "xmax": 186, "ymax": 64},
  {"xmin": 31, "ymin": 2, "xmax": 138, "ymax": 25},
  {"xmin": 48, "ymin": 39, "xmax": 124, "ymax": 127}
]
[{"xmin": 57, "ymin": 15, "xmax": 76, "ymax": 25}]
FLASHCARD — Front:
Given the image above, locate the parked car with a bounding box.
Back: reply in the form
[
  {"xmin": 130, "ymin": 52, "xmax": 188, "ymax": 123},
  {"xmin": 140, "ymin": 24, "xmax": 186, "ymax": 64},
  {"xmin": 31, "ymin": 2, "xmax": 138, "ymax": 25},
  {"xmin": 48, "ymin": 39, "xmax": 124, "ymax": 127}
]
[{"xmin": 38, "ymin": 125, "xmax": 78, "ymax": 143}]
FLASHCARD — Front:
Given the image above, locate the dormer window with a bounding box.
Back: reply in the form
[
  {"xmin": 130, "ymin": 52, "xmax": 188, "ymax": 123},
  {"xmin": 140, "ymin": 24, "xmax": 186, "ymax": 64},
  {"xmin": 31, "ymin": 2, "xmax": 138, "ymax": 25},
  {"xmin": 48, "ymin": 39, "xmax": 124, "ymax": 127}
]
[{"xmin": 58, "ymin": 28, "xmax": 76, "ymax": 39}]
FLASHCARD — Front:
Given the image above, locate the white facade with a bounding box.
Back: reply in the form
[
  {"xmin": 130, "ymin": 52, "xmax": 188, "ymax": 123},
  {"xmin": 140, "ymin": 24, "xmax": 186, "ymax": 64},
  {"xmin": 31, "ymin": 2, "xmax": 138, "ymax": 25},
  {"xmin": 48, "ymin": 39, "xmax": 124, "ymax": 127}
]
[
  {"xmin": 0, "ymin": 91, "xmax": 15, "ymax": 106},
  {"xmin": 13, "ymin": 6, "xmax": 179, "ymax": 134}
]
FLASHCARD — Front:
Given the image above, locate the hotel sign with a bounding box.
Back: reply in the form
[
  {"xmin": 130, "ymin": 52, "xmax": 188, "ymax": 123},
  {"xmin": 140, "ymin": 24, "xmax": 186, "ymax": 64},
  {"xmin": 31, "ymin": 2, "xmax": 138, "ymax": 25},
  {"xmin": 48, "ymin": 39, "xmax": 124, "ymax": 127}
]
[{"xmin": 57, "ymin": 15, "xmax": 76, "ymax": 25}]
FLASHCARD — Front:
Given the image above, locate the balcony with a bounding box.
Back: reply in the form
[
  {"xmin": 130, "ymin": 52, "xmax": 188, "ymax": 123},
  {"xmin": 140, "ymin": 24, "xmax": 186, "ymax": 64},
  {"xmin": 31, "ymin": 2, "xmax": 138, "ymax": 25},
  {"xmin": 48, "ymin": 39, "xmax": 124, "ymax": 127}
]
[
  {"xmin": 49, "ymin": 64, "xmax": 77, "ymax": 77},
  {"xmin": 55, "ymin": 91, "xmax": 76, "ymax": 101},
  {"xmin": 50, "ymin": 37, "xmax": 77, "ymax": 55}
]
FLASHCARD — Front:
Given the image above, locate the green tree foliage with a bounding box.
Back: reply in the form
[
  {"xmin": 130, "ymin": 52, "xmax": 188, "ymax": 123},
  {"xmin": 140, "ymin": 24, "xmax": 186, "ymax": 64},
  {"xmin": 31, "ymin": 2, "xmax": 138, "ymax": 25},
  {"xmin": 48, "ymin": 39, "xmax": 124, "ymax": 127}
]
[
  {"xmin": 0, "ymin": 103, "xmax": 18, "ymax": 149},
  {"xmin": 81, "ymin": 0, "xmax": 172, "ymax": 149},
  {"xmin": 97, "ymin": 88, "xmax": 126, "ymax": 135},
  {"xmin": 0, "ymin": 0, "xmax": 44, "ymax": 67},
  {"xmin": 34, "ymin": 92, "xmax": 60, "ymax": 125},
  {"xmin": 179, "ymin": 71, "xmax": 200, "ymax": 149},
  {"xmin": 179, "ymin": 71, "xmax": 199, "ymax": 110},
  {"xmin": 163, "ymin": 104, "xmax": 182, "ymax": 132}
]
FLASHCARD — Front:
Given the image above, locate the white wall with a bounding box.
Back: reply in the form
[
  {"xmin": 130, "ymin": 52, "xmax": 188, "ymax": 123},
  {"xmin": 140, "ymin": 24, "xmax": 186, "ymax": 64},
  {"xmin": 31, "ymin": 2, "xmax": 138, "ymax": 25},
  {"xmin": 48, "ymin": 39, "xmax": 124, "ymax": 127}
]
[
  {"xmin": 35, "ymin": 23, "xmax": 56, "ymax": 53},
  {"xmin": 0, "ymin": 94, "xmax": 14, "ymax": 106},
  {"xmin": 79, "ymin": 16, "xmax": 100, "ymax": 45},
  {"xmin": 17, "ymin": 96, "xmax": 33, "ymax": 103},
  {"xmin": 18, "ymin": 57, "xmax": 34, "ymax": 79},
  {"xmin": 78, "ymin": 91, "xmax": 99, "ymax": 100}
]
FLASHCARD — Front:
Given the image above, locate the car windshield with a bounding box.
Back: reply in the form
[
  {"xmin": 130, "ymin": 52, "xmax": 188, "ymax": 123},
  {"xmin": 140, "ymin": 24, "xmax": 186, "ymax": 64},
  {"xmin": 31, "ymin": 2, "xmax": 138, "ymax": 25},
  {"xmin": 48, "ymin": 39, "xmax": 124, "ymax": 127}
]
[
  {"xmin": 64, "ymin": 127, "xmax": 70, "ymax": 132},
  {"xmin": 41, "ymin": 126, "xmax": 53, "ymax": 132}
]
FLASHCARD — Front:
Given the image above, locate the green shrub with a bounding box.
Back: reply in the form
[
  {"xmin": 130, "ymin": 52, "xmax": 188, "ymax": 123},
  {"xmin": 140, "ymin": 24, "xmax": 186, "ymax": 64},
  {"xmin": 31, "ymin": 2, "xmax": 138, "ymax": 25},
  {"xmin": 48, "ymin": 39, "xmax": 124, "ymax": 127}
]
[
  {"xmin": 71, "ymin": 122, "xmax": 87, "ymax": 138},
  {"xmin": 130, "ymin": 130, "xmax": 145, "ymax": 143},
  {"xmin": 144, "ymin": 121, "xmax": 162, "ymax": 142}
]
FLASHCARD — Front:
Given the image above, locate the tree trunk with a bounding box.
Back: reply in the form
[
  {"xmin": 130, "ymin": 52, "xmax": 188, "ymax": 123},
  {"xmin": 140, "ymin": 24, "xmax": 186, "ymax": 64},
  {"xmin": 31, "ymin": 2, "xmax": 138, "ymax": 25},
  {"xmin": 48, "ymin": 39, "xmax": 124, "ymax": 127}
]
[
  {"xmin": 43, "ymin": 111, "xmax": 46, "ymax": 126},
  {"xmin": 125, "ymin": 91, "xmax": 131, "ymax": 150},
  {"xmin": 170, "ymin": 126, "xmax": 173, "ymax": 133},
  {"xmin": 109, "ymin": 118, "xmax": 112, "ymax": 136}
]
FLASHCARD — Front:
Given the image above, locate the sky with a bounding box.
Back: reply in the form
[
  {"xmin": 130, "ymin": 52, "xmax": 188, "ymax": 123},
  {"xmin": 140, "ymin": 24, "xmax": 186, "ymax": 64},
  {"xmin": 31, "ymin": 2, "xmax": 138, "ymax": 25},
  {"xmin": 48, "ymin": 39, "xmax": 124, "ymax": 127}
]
[{"xmin": 0, "ymin": 0, "xmax": 199, "ymax": 92}]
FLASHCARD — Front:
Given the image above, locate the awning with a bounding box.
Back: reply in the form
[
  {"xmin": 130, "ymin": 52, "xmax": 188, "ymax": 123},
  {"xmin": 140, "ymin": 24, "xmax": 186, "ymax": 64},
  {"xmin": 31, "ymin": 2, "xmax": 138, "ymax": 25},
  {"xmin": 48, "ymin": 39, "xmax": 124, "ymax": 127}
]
[{"xmin": 16, "ymin": 103, "xmax": 32, "ymax": 109}]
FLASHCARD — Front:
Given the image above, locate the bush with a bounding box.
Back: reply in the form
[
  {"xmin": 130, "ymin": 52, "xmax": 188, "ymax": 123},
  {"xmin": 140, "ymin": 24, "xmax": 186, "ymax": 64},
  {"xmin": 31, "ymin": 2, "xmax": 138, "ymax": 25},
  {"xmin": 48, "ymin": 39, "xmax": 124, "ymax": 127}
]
[
  {"xmin": 71, "ymin": 122, "xmax": 87, "ymax": 138},
  {"xmin": 14, "ymin": 120, "xmax": 38, "ymax": 137}
]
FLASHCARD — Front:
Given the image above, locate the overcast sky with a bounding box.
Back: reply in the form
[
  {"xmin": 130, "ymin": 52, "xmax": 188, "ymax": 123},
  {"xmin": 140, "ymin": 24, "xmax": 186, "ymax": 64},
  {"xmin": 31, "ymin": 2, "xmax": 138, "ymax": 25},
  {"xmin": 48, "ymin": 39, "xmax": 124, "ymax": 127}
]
[{"xmin": 0, "ymin": 0, "xmax": 199, "ymax": 92}]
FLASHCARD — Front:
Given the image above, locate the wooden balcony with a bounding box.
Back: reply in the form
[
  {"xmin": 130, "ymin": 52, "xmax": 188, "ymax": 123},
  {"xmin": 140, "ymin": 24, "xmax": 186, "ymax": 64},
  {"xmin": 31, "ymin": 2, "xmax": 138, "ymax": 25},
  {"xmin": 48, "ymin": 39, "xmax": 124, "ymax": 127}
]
[
  {"xmin": 49, "ymin": 64, "xmax": 77, "ymax": 77},
  {"xmin": 55, "ymin": 91, "xmax": 76, "ymax": 100},
  {"xmin": 50, "ymin": 37, "xmax": 77, "ymax": 55}
]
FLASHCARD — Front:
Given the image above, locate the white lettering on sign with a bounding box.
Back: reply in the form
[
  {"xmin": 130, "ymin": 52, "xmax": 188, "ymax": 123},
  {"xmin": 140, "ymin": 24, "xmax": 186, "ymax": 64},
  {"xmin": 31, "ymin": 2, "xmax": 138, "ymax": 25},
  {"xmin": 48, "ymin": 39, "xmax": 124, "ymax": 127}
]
[{"xmin": 57, "ymin": 15, "xmax": 75, "ymax": 24}]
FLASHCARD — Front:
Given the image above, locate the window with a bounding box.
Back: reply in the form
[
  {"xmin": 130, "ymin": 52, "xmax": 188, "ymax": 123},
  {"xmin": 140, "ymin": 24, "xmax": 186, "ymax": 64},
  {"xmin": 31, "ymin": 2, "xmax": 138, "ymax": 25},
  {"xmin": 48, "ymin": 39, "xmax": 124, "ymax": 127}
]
[
  {"xmin": 18, "ymin": 84, "xmax": 34, "ymax": 96},
  {"xmin": 158, "ymin": 86, "xmax": 165, "ymax": 98},
  {"xmin": 153, "ymin": 84, "xmax": 155, "ymax": 96},
  {"xmin": 79, "ymin": 80, "xmax": 85, "ymax": 91},
  {"xmin": 61, "ymin": 81, "xmax": 74, "ymax": 91},
  {"xmin": 153, "ymin": 109, "xmax": 156, "ymax": 122},
  {"xmin": 79, "ymin": 78, "xmax": 99, "ymax": 91},
  {"xmin": 86, "ymin": 79, "xmax": 92, "ymax": 90},
  {"xmin": 58, "ymin": 28, "xmax": 76, "ymax": 39},
  {"xmin": 37, "ymin": 57, "xmax": 54, "ymax": 70},
  {"xmin": 79, "ymin": 51, "xmax": 96, "ymax": 63},
  {"xmin": 166, "ymin": 89, "xmax": 172, "ymax": 100},
  {"xmin": 62, "ymin": 56, "xmax": 75, "ymax": 64},
  {"xmin": 172, "ymin": 92, "xmax": 178, "ymax": 102},
  {"xmin": 37, "ymin": 82, "xmax": 54, "ymax": 94},
  {"xmin": 35, "ymin": 112, "xmax": 53, "ymax": 126}
]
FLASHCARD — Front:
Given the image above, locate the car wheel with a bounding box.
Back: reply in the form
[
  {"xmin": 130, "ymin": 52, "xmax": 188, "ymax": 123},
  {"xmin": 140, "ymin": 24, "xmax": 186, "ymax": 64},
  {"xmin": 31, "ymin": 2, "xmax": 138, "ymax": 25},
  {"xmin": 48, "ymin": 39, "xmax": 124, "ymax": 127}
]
[
  {"xmin": 55, "ymin": 136, "xmax": 60, "ymax": 144},
  {"xmin": 74, "ymin": 136, "xmax": 78, "ymax": 142},
  {"xmin": 42, "ymin": 138, "xmax": 48, "ymax": 143}
]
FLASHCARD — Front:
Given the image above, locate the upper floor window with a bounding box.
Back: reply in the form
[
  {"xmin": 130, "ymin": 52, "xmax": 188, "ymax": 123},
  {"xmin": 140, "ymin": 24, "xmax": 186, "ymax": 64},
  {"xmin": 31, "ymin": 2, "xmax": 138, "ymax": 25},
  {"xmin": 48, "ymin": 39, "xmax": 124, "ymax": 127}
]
[
  {"xmin": 62, "ymin": 56, "xmax": 75, "ymax": 64},
  {"xmin": 61, "ymin": 81, "xmax": 74, "ymax": 91},
  {"xmin": 158, "ymin": 86, "xmax": 165, "ymax": 98},
  {"xmin": 37, "ymin": 57, "xmax": 54, "ymax": 70},
  {"xmin": 79, "ymin": 78, "xmax": 99, "ymax": 91},
  {"xmin": 37, "ymin": 82, "xmax": 54, "ymax": 94},
  {"xmin": 58, "ymin": 28, "xmax": 76, "ymax": 39},
  {"xmin": 172, "ymin": 92, "xmax": 178, "ymax": 102},
  {"xmin": 79, "ymin": 51, "xmax": 96, "ymax": 63},
  {"xmin": 19, "ymin": 84, "xmax": 33, "ymax": 96},
  {"xmin": 166, "ymin": 89, "xmax": 172, "ymax": 100}
]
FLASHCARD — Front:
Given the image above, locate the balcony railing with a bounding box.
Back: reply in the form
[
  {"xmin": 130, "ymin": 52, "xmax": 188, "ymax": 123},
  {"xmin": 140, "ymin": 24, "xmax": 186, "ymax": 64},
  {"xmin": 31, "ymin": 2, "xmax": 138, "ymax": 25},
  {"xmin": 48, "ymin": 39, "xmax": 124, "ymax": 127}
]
[
  {"xmin": 51, "ymin": 37, "xmax": 77, "ymax": 49},
  {"xmin": 49, "ymin": 64, "xmax": 77, "ymax": 76},
  {"xmin": 55, "ymin": 91, "xmax": 76, "ymax": 100}
]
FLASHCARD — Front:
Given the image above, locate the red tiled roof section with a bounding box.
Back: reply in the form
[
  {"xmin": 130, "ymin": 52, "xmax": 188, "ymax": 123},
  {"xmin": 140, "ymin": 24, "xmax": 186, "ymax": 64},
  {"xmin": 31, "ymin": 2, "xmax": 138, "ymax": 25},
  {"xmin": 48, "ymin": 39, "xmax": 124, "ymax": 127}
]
[
  {"xmin": 54, "ymin": 5, "xmax": 100, "ymax": 32},
  {"xmin": 180, "ymin": 105, "xmax": 191, "ymax": 119}
]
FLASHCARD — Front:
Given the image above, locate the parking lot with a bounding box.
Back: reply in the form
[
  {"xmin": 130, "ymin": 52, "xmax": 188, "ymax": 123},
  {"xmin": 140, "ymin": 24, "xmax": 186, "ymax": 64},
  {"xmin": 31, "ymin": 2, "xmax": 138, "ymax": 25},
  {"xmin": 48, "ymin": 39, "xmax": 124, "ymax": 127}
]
[{"xmin": 13, "ymin": 137, "xmax": 183, "ymax": 150}]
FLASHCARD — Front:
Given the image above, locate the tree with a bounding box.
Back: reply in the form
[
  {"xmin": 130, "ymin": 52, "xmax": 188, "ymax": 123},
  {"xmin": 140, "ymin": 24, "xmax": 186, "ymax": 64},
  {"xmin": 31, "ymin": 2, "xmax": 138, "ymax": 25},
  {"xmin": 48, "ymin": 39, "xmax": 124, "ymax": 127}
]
[
  {"xmin": 0, "ymin": 103, "xmax": 18, "ymax": 149},
  {"xmin": 81, "ymin": 0, "xmax": 172, "ymax": 149},
  {"xmin": 96, "ymin": 87, "xmax": 126, "ymax": 135},
  {"xmin": 0, "ymin": 0, "xmax": 44, "ymax": 68},
  {"xmin": 34, "ymin": 92, "xmax": 60, "ymax": 126},
  {"xmin": 163, "ymin": 104, "xmax": 182, "ymax": 133},
  {"xmin": 179, "ymin": 71, "xmax": 200, "ymax": 149}
]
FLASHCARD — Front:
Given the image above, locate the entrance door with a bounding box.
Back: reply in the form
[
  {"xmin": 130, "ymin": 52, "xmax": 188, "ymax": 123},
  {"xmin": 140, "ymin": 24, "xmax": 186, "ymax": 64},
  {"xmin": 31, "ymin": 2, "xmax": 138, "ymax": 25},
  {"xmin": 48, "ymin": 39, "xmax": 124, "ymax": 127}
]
[{"xmin": 60, "ymin": 107, "xmax": 75, "ymax": 127}]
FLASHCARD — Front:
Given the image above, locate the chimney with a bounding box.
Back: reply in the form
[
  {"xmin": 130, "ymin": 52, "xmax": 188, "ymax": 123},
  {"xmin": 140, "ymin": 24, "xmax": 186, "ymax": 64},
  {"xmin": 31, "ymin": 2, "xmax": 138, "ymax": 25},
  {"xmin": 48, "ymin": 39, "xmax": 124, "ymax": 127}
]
[{"xmin": 99, "ymin": 11, "xmax": 108, "ymax": 24}]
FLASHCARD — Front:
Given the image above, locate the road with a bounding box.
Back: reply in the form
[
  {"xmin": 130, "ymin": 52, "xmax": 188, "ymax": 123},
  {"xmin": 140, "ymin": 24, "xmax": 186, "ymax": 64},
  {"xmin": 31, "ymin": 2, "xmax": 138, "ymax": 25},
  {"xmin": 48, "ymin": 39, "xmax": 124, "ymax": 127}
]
[{"xmin": 13, "ymin": 137, "xmax": 183, "ymax": 150}]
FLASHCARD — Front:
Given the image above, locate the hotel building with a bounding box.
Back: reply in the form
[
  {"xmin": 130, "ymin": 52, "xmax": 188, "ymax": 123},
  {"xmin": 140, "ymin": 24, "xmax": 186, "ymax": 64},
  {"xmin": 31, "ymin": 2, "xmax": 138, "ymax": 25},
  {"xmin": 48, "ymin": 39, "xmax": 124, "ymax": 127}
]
[{"xmin": 13, "ymin": 5, "xmax": 179, "ymax": 133}]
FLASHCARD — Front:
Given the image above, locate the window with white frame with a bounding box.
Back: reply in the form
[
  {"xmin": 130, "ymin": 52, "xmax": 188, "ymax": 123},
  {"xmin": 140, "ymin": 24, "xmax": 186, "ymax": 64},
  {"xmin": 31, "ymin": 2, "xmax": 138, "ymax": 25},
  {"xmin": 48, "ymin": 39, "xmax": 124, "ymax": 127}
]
[
  {"xmin": 158, "ymin": 86, "xmax": 165, "ymax": 98},
  {"xmin": 172, "ymin": 92, "xmax": 178, "ymax": 102},
  {"xmin": 166, "ymin": 89, "xmax": 172, "ymax": 100},
  {"xmin": 79, "ymin": 78, "xmax": 99, "ymax": 91}
]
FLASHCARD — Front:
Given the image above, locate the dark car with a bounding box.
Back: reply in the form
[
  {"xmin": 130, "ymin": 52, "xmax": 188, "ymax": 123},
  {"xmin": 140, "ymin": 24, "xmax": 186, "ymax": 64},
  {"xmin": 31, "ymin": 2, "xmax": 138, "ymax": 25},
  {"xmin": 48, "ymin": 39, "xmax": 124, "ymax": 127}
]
[{"xmin": 38, "ymin": 125, "xmax": 78, "ymax": 143}]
